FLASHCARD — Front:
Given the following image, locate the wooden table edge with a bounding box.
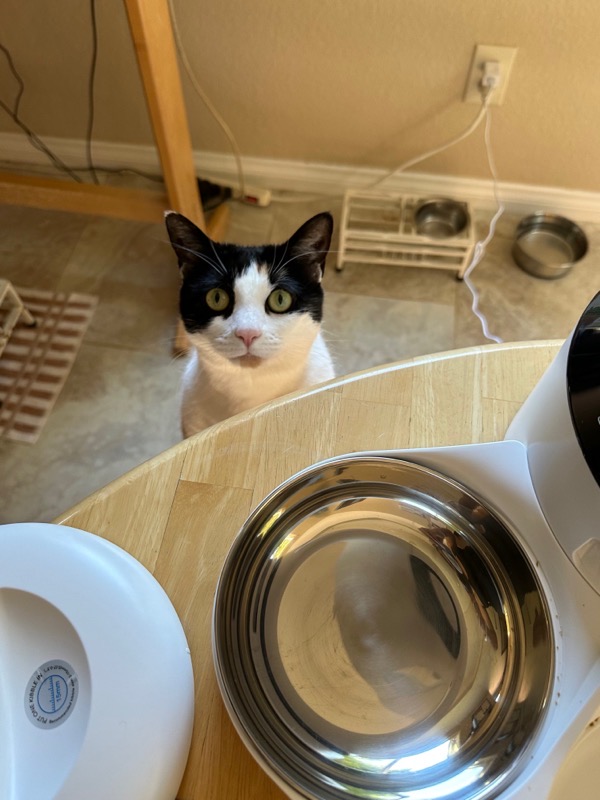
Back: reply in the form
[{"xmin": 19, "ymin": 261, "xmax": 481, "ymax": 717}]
[{"xmin": 54, "ymin": 339, "xmax": 562, "ymax": 527}]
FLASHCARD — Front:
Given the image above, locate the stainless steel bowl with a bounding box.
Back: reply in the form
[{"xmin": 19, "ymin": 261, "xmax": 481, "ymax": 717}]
[
  {"xmin": 414, "ymin": 198, "xmax": 470, "ymax": 238},
  {"xmin": 213, "ymin": 456, "xmax": 554, "ymax": 800},
  {"xmin": 513, "ymin": 213, "xmax": 588, "ymax": 279}
]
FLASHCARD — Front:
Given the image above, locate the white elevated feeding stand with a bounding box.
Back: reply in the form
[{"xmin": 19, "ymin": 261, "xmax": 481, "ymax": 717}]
[
  {"xmin": 0, "ymin": 523, "xmax": 194, "ymax": 800},
  {"xmin": 337, "ymin": 190, "xmax": 475, "ymax": 278}
]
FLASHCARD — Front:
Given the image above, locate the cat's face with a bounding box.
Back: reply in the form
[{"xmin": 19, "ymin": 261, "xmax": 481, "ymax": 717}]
[{"xmin": 165, "ymin": 211, "xmax": 333, "ymax": 364}]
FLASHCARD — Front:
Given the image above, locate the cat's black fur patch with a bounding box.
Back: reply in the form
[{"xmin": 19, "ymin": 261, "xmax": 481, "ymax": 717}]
[{"xmin": 165, "ymin": 212, "xmax": 333, "ymax": 333}]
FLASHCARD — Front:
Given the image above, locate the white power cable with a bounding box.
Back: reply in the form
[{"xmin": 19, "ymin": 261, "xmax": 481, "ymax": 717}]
[
  {"xmin": 167, "ymin": 0, "xmax": 246, "ymax": 197},
  {"xmin": 367, "ymin": 84, "xmax": 504, "ymax": 343},
  {"xmin": 462, "ymin": 96, "xmax": 505, "ymax": 344},
  {"xmin": 367, "ymin": 101, "xmax": 489, "ymax": 191},
  {"xmin": 272, "ymin": 99, "xmax": 491, "ymax": 204}
]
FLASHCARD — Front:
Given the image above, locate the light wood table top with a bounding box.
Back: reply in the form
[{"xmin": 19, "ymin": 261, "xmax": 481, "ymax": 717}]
[{"xmin": 56, "ymin": 340, "xmax": 561, "ymax": 800}]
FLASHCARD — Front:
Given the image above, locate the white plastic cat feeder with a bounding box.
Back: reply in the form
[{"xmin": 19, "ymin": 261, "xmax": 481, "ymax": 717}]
[
  {"xmin": 337, "ymin": 190, "xmax": 475, "ymax": 278},
  {"xmin": 0, "ymin": 522, "xmax": 194, "ymax": 799}
]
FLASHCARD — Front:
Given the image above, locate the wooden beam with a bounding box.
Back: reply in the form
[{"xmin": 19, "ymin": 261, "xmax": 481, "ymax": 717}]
[
  {"xmin": 123, "ymin": 0, "xmax": 205, "ymax": 229},
  {"xmin": 0, "ymin": 172, "xmax": 168, "ymax": 223},
  {"xmin": 206, "ymin": 203, "xmax": 230, "ymax": 244}
]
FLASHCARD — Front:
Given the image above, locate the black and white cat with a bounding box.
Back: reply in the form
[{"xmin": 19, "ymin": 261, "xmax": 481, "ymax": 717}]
[{"xmin": 165, "ymin": 211, "xmax": 335, "ymax": 437}]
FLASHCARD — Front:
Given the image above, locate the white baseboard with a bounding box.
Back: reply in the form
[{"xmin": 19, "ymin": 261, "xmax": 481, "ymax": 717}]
[{"xmin": 3, "ymin": 131, "xmax": 600, "ymax": 223}]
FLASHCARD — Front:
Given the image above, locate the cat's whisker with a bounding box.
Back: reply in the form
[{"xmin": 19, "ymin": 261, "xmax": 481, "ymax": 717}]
[
  {"xmin": 146, "ymin": 332, "xmax": 191, "ymax": 363},
  {"xmin": 271, "ymin": 248, "xmax": 332, "ymax": 276},
  {"xmin": 272, "ymin": 239, "xmax": 289, "ymax": 275},
  {"xmin": 209, "ymin": 239, "xmax": 230, "ymax": 277},
  {"xmin": 321, "ymin": 334, "xmax": 352, "ymax": 348},
  {"xmin": 157, "ymin": 235, "xmax": 207, "ymax": 258},
  {"xmin": 193, "ymin": 253, "xmax": 229, "ymax": 275},
  {"xmin": 170, "ymin": 242, "xmax": 228, "ymax": 275}
]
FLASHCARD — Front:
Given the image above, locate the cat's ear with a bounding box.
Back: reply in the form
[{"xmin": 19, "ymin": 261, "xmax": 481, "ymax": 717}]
[
  {"xmin": 164, "ymin": 211, "xmax": 214, "ymax": 274},
  {"xmin": 287, "ymin": 212, "xmax": 334, "ymax": 281}
]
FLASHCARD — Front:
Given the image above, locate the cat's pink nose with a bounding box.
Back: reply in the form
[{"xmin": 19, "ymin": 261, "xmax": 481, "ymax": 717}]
[{"xmin": 235, "ymin": 328, "xmax": 262, "ymax": 349}]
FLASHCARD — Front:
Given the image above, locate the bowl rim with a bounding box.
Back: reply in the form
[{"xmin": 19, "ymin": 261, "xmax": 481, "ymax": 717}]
[
  {"xmin": 413, "ymin": 197, "xmax": 470, "ymax": 237},
  {"xmin": 514, "ymin": 213, "xmax": 588, "ymax": 263},
  {"xmin": 213, "ymin": 454, "xmax": 555, "ymax": 800}
]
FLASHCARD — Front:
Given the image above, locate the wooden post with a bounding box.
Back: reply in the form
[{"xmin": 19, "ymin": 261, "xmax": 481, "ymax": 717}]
[{"xmin": 123, "ymin": 0, "xmax": 205, "ymax": 229}]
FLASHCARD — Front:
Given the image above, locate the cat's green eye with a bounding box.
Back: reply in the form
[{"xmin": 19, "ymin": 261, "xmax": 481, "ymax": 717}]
[
  {"xmin": 206, "ymin": 288, "xmax": 230, "ymax": 312},
  {"xmin": 267, "ymin": 289, "xmax": 293, "ymax": 313}
]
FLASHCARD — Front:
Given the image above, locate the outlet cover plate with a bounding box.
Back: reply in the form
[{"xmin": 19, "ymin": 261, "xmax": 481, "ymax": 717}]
[{"xmin": 463, "ymin": 45, "xmax": 517, "ymax": 106}]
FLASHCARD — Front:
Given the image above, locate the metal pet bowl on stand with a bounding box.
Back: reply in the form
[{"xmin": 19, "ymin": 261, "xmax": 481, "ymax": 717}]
[
  {"xmin": 336, "ymin": 191, "xmax": 475, "ymax": 278},
  {"xmin": 414, "ymin": 198, "xmax": 470, "ymax": 239}
]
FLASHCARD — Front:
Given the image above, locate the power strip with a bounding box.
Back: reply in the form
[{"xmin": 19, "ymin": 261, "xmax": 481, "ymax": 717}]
[{"xmin": 231, "ymin": 185, "xmax": 272, "ymax": 207}]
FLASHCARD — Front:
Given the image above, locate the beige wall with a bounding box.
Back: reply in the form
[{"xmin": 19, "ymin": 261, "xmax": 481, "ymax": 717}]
[{"xmin": 2, "ymin": 0, "xmax": 600, "ymax": 191}]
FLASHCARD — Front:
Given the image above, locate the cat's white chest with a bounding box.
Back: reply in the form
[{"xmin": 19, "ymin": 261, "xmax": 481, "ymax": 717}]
[{"xmin": 180, "ymin": 332, "xmax": 334, "ymax": 436}]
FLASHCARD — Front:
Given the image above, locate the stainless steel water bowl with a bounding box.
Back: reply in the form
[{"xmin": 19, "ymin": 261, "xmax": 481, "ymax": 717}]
[
  {"xmin": 414, "ymin": 198, "xmax": 469, "ymax": 239},
  {"xmin": 213, "ymin": 456, "xmax": 554, "ymax": 800},
  {"xmin": 513, "ymin": 213, "xmax": 588, "ymax": 279}
]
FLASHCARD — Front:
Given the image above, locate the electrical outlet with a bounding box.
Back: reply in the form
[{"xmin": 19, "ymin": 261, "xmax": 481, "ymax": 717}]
[{"xmin": 463, "ymin": 45, "xmax": 517, "ymax": 105}]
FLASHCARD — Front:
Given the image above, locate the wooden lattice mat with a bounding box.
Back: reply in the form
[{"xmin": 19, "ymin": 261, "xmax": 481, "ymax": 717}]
[{"xmin": 0, "ymin": 287, "xmax": 97, "ymax": 443}]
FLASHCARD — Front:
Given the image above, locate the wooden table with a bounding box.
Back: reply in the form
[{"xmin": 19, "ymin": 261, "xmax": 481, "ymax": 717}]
[{"xmin": 56, "ymin": 340, "xmax": 561, "ymax": 799}]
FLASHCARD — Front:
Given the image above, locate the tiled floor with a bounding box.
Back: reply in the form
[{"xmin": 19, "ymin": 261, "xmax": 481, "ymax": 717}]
[{"xmin": 1, "ymin": 189, "xmax": 598, "ymax": 523}]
